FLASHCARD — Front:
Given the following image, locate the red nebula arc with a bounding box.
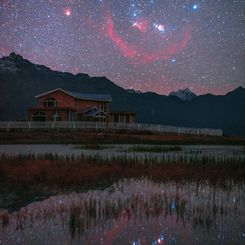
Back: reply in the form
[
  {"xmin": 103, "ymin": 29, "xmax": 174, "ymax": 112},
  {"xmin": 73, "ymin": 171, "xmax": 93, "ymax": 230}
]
[
  {"xmin": 105, "ymin": 14, "xmax": 192, "ymax": 64},
  {"xmin": 106, "ymin": 14, "xmax": 137, "ymax": 59},
  {"xmin": 132, "ymin": 18, "xmax": 149, "ymax": 32}
]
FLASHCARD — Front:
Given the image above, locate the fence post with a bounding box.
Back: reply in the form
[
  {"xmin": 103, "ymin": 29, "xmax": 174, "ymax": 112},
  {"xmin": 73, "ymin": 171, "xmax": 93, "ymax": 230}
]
[
  {"xmin": 28, "ymin": 122, "xmax": 31, "ymax": 130},
  {"xmin": 178, "ymin": 127, "xmax": 181, "ymax": 134},
  {"xmin": 7, "ymin": 122, "xmax": 10, "ymax": 132},
  {"xmin": 73, "ymin": 122, "xmax": 76, "ymax": 129}
]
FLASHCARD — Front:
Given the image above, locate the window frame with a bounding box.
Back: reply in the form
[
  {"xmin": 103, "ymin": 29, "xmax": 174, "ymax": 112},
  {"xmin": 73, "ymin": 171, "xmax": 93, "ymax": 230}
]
[{"xmin": 43, "ymin": 97, "xmax": 58, "ymax": 108}]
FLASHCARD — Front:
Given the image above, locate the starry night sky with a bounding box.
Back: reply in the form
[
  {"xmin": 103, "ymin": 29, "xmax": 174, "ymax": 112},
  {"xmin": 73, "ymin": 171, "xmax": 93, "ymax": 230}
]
[{"xmin": 0, "ymin": 0, "xmax": 244, "ymax": 95}]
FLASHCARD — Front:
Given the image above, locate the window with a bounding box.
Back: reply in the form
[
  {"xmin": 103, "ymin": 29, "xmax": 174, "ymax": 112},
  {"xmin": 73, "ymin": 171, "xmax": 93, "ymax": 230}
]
[
  {"xmin": 125, "ymin": 114, "xmax": 130, "ymax": 123},
  {"xmin": 114, "ymin": 114, "xmax": 119, "ymax": 123},
  {"xmin": 32, "ymin": 112, "xmax": 47, "ymax": 121},
  {"xmin": 43, "ymin": 97, "xmax": 57, "ymax": 108}
]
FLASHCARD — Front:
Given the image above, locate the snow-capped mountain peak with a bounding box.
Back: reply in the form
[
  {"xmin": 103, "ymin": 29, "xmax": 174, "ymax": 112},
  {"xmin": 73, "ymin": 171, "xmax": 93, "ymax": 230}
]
[
  {"xmin": 0, "ymin": 52, "xmax": 21, "ymax": 73},
  {"xmin": 169, "ymin": 88, "xmax": 197, "ymax": 101}
]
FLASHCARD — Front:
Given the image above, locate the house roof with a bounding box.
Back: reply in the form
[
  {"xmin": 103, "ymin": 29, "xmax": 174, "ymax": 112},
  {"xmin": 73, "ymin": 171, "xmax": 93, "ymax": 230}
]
[
  {"xmin": 35, "ymin": 88, "xmax": 112, "ymax": 102},
  {"xmin": 110, "ymin": 111, "xmax": 136, "ymax": 114}
]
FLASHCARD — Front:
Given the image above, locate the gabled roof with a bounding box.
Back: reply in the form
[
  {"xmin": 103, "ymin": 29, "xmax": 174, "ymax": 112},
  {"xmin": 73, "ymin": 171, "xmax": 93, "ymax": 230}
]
[
  {"xmin": 82, "ymin": 106, "xmax": 108, "ymax": 118},
  {"xmin": 35, "ymin": 88, "xmax": 112, "ymax": 102}
]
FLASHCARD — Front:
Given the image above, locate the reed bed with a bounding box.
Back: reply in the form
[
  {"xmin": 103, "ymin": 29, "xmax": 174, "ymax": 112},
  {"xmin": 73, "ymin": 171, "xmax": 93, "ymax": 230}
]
[
  {"xmin": 0, "ymin": 152, "xmax": 244, "ymax": 188},
  {"xmin": 124, "ymin": 145, "xmax": 183, "ymax": 153}
]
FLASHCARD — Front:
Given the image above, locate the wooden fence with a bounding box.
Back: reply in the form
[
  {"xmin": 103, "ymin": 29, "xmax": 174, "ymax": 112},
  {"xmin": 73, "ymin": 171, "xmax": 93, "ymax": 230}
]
[{"xmin": 0, "ymin": 121, "xmax": 223, "ymax": 136}]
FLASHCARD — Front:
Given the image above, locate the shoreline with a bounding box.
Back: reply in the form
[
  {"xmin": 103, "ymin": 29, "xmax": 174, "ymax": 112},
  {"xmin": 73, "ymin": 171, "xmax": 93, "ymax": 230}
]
[{"xmin": 0, "ymin": 130, "xmax": 245, "ymax": 145}]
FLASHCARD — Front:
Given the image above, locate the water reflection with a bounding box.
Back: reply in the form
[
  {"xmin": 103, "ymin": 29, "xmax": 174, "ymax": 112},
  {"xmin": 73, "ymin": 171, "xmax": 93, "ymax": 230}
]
[{"xmin": 1, "ymin": 179, "xmax": 245, "ymax": 244}]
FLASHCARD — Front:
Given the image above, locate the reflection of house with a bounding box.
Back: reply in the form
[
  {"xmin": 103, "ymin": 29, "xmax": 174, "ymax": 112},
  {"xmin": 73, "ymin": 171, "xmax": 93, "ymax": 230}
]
[{"xmin": 28, "ymin": 88, "xmax": 136, "ymax": 123}]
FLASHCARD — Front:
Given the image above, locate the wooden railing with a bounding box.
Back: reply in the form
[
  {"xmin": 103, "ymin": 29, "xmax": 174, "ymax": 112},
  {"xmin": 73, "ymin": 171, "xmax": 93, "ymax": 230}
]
[{"xmin": 0, "ymin": 121, "xmax": 223, "ymax": 136}]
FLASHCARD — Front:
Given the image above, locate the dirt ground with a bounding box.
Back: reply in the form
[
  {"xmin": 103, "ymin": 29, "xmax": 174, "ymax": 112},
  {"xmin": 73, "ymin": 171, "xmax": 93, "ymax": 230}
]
[{"xmin": 0, "ymin": 129, "xmax": 244, "ymax": 145}]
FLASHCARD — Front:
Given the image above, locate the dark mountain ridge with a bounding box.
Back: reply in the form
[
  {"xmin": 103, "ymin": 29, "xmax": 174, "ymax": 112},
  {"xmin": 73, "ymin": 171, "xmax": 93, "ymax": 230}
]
[{"xmin": 0, "ymin": 52, "xmax": 244, "ymax": 136}]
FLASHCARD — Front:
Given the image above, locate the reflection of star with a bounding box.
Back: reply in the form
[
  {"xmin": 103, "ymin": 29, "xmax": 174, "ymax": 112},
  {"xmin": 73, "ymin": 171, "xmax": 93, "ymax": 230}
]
[{"xmin": 64, "ymin": 8, "xmax": 71, "ymax": 16}]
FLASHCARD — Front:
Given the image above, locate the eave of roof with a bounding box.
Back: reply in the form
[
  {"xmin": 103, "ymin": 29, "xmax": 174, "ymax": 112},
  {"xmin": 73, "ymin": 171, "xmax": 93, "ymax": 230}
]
[
  {"xmin": 35, "ymin": 88, "xmax": 112, "ymax": 102},
  {"xmin": 110, "ymin": 111, "xmax": 136, "ymax": 114}
]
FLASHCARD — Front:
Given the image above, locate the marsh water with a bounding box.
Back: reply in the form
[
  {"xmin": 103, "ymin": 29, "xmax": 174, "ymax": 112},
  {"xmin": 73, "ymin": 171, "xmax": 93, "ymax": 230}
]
[
  {"xmin": 1, "ymin": 178, "xmax": 245, "ymax": 245},
  {"xmin": 0, "ymin": 145, "xmax": 245, "ymax": 244}
]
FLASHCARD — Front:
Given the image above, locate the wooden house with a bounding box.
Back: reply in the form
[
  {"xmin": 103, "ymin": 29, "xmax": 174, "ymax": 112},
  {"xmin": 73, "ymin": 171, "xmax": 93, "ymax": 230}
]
[{"xmin": 28, "ymin": 88, "xmax": 136, "ymax": 123}]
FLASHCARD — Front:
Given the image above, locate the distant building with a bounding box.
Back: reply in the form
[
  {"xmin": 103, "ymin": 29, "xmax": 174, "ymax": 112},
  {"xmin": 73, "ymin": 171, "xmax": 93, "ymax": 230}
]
[{"xmin": 28, "ymin": 88, "xmax": 136, "ymax": 123}]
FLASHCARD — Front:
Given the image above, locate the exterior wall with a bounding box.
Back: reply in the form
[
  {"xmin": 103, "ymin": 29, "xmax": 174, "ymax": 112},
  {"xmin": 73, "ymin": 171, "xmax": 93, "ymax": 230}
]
[
  {"xmin": 75, "ymin": 99, "xmax": 100, "ymax": 112},
  {"xmin": 37, "ymin": 90, "xmax": 109, "ymax": 113},
  {"xmin": 28, "ymin": 109, "xmax": 72, "ymax": 121},
  {"xmin": 38, "ymin": 91, "xmax": 75, "ymax": 109},
  {"xmin": 57, "ymin": 110, "xmax": 69, "ymax": 121}
]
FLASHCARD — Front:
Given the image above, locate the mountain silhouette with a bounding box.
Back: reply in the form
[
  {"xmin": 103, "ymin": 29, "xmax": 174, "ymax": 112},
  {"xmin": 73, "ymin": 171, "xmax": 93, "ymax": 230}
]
[{"xmin": 0, "ymin": 52, "xmax": 244, "ymax": 136}]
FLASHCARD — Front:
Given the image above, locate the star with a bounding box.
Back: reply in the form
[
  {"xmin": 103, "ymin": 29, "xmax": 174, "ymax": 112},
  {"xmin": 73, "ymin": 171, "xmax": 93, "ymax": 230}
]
[
  {"xmin": 0, "ymin": 0, "xmax": 243, "ymax": 95},
  {"xmin": 192, "ymin": 4, "xmax": 198, "ymax": 10},
  {"xmin": 132, "ymin": 19, "xmax": 148, "ymax": 32},
  {"xmin": 154, "ymin": 23, "xmax": 165, "ymax": 32}
]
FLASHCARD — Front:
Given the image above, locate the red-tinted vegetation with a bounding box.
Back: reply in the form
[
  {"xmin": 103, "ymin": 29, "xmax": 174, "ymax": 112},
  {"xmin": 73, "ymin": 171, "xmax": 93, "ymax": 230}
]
[{"xmin": 1, "ymin": 158, "xmax": 244, "ymax": 188}]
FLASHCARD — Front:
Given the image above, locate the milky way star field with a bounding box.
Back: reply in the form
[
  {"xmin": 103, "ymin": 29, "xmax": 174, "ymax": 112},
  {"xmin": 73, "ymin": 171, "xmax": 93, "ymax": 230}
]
[{"xmin": 0, "ymin": 0, "xmax": 244, "ymax": 95}]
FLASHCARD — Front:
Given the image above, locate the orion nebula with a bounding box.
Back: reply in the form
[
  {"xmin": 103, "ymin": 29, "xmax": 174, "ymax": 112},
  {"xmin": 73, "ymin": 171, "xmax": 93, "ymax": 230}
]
[{"xmin": 0, "ymin": 0, "xmax": 244, "ymax": 94}]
